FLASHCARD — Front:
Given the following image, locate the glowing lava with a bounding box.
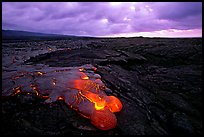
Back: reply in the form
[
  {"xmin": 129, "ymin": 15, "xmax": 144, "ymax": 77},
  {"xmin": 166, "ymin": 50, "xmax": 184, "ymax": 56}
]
[{"xmin": 2, "ymin": 64, "xmax": 122, "ymax": 131}]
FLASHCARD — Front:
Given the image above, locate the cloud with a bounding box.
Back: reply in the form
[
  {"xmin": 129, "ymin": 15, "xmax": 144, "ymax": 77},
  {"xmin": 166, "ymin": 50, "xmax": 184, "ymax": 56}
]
[
  {"xmin": 153, "ymin": 2, "xmax": 202, "ymax": 20},
  {"xmin": 2, "ymin": 2, "xmax": 202, "ymax": 37}
]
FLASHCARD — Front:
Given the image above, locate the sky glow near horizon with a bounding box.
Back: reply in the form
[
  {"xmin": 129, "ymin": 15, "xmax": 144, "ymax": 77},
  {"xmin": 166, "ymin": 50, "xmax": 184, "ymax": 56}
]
[{"xmin": 2, "ymin": 2, "xmax": 202, "ymax": 37}]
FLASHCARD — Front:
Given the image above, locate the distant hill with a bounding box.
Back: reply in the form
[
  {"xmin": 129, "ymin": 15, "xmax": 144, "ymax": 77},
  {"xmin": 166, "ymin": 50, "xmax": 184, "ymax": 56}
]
[
  {"xmin": 2, "ymin": 30, "xmax": 93, "ymax": 41},
  {"xmin": 2, "ymin": 30, "xmax": 62, "ymax": 37}
]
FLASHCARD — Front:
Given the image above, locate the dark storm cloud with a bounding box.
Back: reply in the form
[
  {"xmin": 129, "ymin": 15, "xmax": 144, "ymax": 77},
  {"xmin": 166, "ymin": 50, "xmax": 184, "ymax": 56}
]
[
  {"xmin": 153, "ymin": 2, "xmax": 202, "ymax": 20},
  {"xmin": 2, "ymin": 2, "xmax": 202, "ymax": 37}
]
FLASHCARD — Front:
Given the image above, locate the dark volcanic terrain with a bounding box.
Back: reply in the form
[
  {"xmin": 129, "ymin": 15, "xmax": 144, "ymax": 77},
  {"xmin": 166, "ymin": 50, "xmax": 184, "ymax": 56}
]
[{"xmin": 2, "ymin": 37, "xmax": 202, "ymax": 135}]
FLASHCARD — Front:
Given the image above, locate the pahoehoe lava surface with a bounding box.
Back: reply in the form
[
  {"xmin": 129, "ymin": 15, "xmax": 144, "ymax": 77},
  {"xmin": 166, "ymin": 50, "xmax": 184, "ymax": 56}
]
[{"xmin": 2, "ymin": 37, "xmax": 202, "ymax": 135}]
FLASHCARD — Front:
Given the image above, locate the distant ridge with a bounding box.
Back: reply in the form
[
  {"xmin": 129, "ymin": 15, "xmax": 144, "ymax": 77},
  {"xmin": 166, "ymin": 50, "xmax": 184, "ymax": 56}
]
[
  {"xmin": 2, "ymin": 29, "xmax": 94, "ymax": 41},
  {"xmin": 2, "ymin": 30, "xmax": 62, "ymax": 37},
  {"xmin": 2, "ymin": 30, "xmax": 201, "ymax": 41}
]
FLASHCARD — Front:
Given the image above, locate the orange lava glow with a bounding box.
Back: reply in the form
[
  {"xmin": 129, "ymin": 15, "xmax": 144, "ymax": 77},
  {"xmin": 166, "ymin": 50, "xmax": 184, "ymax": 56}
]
[
  {"xmin": 81, "ymin": 76, "xmax": 89, "ymax": 80},
  {"xmin": 78, "ymin": 112, "xmax": 90, "ymax": 119},
  {"xmin": 6, "ymin": 66, "xmax": 123, "ymax": 131},
  {"xmin": 82, "ymin": 92, "xmax": 106, "ymax": 110},
  {"xmin": 79, "ymin": 68, "xmax": 85, "ymax": 72},
  {"xmin": 94, "ymin": 100, "xmax": 106, "ymax": 110},
  {"xmin": 58, "ymin": 96, "xmax": 64, "ymax": 100},
  {"xmin": 73, "ymin": 79, "xmax": 98, "ymax": 92},
  {"xmin": 30, "ymin": 84, "xmax": 39, "ymax": 96},
  {"xmin": 72, "ymin": 73, "xmax": 123, "ymax": 113},
  {"xmin": 12, "ymin": 86, "xmax": 21, "ymax": 96},
  {"xmin": 79, "ymin": 72, "xmax": 89, "ymax": 80},
  {"xmin": 106, "ymin": 96, "xmax": 122, "ymax": 112},
  {"xmin": 90, "ymin": 109, "xmax": 117, "ymax": 130},
  {"xmin": 37, "ymin": 72, "xmax": 43, "ymax": 75},
  {"xmin": 78, "ymin": 91, "xmax": 106, "ymax": 110}
]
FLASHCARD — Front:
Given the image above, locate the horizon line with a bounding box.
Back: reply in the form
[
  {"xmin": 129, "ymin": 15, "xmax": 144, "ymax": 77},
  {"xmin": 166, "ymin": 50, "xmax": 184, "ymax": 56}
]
[{"xmin": 2, "ymin": 29, "xmax": 202, "ymax": 39}]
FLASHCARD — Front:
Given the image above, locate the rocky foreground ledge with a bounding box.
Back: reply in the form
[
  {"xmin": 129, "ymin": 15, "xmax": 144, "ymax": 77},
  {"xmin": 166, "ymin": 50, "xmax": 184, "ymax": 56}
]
[{"xmin": 2, "ymin": 37, "xmax": 202, "ymax": 135}]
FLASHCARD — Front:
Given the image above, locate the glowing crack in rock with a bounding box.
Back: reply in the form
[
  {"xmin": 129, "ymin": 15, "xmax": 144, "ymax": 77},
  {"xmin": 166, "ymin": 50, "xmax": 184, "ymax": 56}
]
[{"xmin": 2, "ymin": 64, "xmax": 122, "ymax": 130}]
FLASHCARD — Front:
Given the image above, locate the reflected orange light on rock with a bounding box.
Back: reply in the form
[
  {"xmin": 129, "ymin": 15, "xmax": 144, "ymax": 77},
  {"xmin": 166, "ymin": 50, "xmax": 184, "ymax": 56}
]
[
  {"xmin": 78, "ymin": 112, "xmax": 90, "ymax": 119},
  {"xmin": 93, "ymin": 67, "xmax": 97, "ymax": 72},
  {"xmin": 52, "ymin": 79, "xmax": 57, "ymax": 86}
]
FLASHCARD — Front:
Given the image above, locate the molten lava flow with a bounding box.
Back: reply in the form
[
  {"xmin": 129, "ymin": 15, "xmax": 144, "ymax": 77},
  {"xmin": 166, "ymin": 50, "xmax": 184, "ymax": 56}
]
[
  {"xmin": 58, "ymin": 96, "xmax": 64, "ymax": 100},
  {"xmin": 36, "ymin": 71, "xmax": 44, "ymax": 76},
  {"xmin": 78, "ymin": 91, "xmax": 106, "ymax": 111},
  {"xmin": 70, "ymin": 71, "xmax": 123, "ymax": 113},
  {"xmin": 81, "ymin": 76, "xmax": 89, "ymax": 80},
  {"xmin": 79, "ymin": 68, "xmax": 85, "ymax": 72},
  {"xmin": 106, "ymin": 96, "xmax": 123, "ymax": 112},
  {"xmin": 94, "ymin": 96, "xmax": 106, "ymax": 110},
  {"xmin": 73, "ymin": 79, "xmax": 98, "ymax": 92},
  {"xmin": 12, "ymin": 86, "xmax": 21, "ymax": 96},
  {"xmin": 30, "ymin": 84, "xmax": 40, "ymax": 96},
  {"xmin": 90, "ymin": 109, "xmax": 117, "ymax": 130},
  {"xmin": 80, "ymin": 72, "xmax": 89, "ymax": 80},
  {"xmin": 3, "ymin": 64, "xmax": 123, "ymax": 131}
]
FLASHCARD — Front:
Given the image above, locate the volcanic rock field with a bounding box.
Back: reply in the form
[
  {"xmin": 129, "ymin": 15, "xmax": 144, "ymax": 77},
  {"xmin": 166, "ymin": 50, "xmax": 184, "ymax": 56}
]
[{"xmin": 2, "ymin": 37, "xmax": 202, "ymax": 135}]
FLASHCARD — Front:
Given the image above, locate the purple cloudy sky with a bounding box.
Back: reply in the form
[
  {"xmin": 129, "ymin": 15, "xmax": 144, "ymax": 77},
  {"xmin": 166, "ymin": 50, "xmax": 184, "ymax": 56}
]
[{"xmin": 2, "ymin": 2, "xmax": 202, "ymax": 37}]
